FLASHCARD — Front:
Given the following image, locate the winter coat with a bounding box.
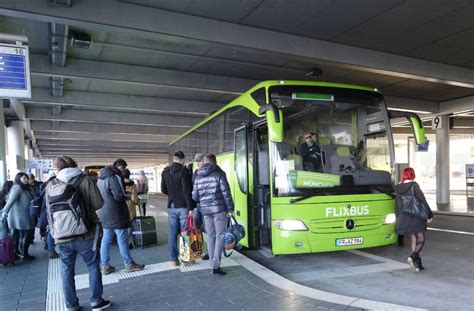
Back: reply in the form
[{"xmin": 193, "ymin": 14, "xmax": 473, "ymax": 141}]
[
  {"xmin": 192, "ymin": 163, "xmax": 234, "ymax": 216},
  {"xmin": 48, "ymin": 167, "xmax": 104, "ymax": 244},
  {"xmin": 97, "ymin": 166, "xmax": 130, "ymax": 229},
  {"xmin": 395, "ymin": 181, "xmax": 433, "ymax": 235},
  {"xmin": 125, "ymin": 180, "xmax": 139, "ymax": 220},
  {"xmin": 161, "ymin": 162, "xmax": 194, "ymax": 210},
  {"xmin": 136, "ymin": 175, "xmax": 149, "ymax": 203},
  {"xmin": 2, "ymin": 185, "xmax": 34, "ymax": 230}
]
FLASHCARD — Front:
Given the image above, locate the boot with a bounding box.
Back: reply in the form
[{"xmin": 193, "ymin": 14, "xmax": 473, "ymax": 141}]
[
  {"xmin": 417, "ymin": 256, "xmax": 425, "ymax": 270},
  {"xmin": 22, "ymin": 241, "xmax": 36, "ymax": 260}
]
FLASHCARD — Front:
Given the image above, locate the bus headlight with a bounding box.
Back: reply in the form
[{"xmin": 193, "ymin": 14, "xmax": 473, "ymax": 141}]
[
  {"xmin": 384, "ymin": 213, "xmax": 396, "ymax": 224},
  {"xmin": 275, "ymin": 220, "xmax": 308, "ymax": 231}
]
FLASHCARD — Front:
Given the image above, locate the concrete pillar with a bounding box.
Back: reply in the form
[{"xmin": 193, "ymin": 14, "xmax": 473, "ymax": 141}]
[
  {"xmin": 0, "ymin": 102, "xmax": 7, "ymax": 185},
  {"xmin": 6, "ymin": 120, "xmax": 25, "ymax": 178},
  {"xmin": 436, "ymin": 115, "xmax": 450, "ymax": 204}
]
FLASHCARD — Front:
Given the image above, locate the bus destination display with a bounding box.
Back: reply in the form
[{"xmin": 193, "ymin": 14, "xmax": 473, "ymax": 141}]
[{"xmin": 0, "ymin": 44, "xmax": 31, "ymax": 98}]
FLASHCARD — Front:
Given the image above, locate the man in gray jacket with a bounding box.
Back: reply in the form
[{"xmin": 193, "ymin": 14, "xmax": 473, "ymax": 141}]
[
  {"xmin": 97, "ymin": 159, "xmax": 144, "ymax": 275},
  {"xmin": 192, "ymin": 154, "xmax": 234, "ymax": 275}
]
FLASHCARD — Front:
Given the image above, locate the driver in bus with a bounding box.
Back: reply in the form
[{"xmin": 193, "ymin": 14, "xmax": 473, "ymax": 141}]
[{"xmin": 299, "ymin": 132, "xmax": 322, "ymax": 172}]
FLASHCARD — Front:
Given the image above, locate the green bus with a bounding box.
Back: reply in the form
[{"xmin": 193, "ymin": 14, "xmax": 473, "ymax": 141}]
[{"xmin": 171, "ymin": 80, "xmax": 425, "ymax": 255}]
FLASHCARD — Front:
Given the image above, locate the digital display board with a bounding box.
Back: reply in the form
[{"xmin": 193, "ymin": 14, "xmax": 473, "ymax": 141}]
[{"xmin": 0, "ymin": 43, "xmax": 31, "ymax": 98}]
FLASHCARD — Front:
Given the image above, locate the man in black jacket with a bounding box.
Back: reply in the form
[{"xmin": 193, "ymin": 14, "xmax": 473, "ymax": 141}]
[
  {"xmin": 97, "ymin": 159, "xmax": 145, "ymax": 274},
  {"xmin": 161, "ymin": 151, "xmax": 194, "ymax": 266},
  {"xmin": 192, "ymin": 154, "xmax": 234, "ymax": 275}
]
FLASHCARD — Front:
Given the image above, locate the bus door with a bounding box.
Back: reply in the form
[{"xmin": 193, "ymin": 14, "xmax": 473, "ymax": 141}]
[
  {"xmin": 252, "ymin": 123, "xmax": 271, "ymax": 247},
  {"xmin": 234, "ymin": 125, "xmax": 251, "ymax": 247}
]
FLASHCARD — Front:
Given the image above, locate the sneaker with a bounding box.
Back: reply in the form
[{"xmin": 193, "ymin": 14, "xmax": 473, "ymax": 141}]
[
  {"xmin": 23, "ymin": 254, "xmax": 36, "ymax": 260},
  {"xmin": 101, "ymin": 265, "xmax": 116, "ymax": 275},
  {"xmin": 407, "ymin": 255, "xmax": 419, "ymax": 272},
  {"xmin": 211, "ymin": 268, "xmax": 226, "ymax": 276},
  {"xmin": 124, "ymin": 262, "xmax": 145, "ymax": 273},
  {"xmin": 92, "ymin": 299, "xmax": 111, "ymax": 310},
  {"xmin": 170, "ymin": 260, "xmax": 180, "ymax": 267},
  {"xmin": 181, "ymin": 260, "xmax": 195, "ymax": 267},
  {"xmin": 202, "ymin": 254, "xmax": 209, "ymax": 260}
]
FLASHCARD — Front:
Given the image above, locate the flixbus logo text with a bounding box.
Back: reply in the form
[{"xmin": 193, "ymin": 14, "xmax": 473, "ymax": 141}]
[{"xmin": 325, "ymin": 205, "xmax": 369, "ymax": 218}]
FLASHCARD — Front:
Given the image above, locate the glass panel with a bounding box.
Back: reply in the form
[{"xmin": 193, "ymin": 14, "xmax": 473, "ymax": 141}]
[
  {"xmin": 268, "ymin": 86, "xmax": 393, "ymax": 197},
  {"xmin": 234, "ymin": 127, "xmax": 248, "ymax": 194},
  {"xmin": 224, "ymin": 107, "xmax": 249, "ymax": 152}
]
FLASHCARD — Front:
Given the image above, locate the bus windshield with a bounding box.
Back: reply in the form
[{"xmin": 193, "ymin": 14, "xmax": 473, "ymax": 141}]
[{"xmin": 269, "ymin": 86, "xmax": 394, "ymax": 197}]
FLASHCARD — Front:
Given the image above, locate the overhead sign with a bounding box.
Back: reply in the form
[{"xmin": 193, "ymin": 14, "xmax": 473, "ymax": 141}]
[
  {"xmin": 0, "ymin": 43, "xmax": 31, "ymax": 98},
  {"xmin": 432, "ymin": 116, "xmax": 443, "ymax": 130},
  {"xmin": 26, "ymin": 159, "xmax": 53, "ymax": 170}
]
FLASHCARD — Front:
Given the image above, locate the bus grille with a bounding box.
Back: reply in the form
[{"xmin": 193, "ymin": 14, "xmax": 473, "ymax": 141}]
[{"xmin": 306, "ymin": 216, "xmax": 383, "ymax": 233}]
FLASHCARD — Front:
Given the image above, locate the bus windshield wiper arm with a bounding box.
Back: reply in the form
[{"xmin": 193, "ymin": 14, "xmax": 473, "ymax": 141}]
[{"xmin": 290, "ymin": 195, "xmax": 315, "ymax": 204}]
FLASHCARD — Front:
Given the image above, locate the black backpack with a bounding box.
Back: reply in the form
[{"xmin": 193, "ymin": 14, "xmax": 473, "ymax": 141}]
[{"xmin": 46, "ymin": 175, "xmax": 90, "ymax": 240}]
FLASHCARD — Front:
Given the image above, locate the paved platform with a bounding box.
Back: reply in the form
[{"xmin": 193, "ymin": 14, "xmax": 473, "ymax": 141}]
[{"xmin": 1, "ymin": 195, "xmax": 473, "ymax": 310}]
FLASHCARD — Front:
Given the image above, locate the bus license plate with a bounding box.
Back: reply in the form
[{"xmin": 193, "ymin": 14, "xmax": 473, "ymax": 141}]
[{"xmin": 336, "ymin": 237, "xmax": 363, "ymax": 246}]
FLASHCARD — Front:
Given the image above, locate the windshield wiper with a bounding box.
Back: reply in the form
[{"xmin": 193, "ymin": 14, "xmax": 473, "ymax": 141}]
[{"xmin": 290, "ymin": 194, "xmax": 316, "ymax": 204}]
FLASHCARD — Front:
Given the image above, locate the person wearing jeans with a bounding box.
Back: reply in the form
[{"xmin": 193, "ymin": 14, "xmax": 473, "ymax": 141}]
[
  {"xmin": 167, "ymin": 203, "xmax": 189, "ymax": 262},
  {"xmin": 161, "ymin": 151, "xmax": 195, "ymax": 266},
  {"xmin": 100, "ymin": 228, "xmax": 133, "ymax": 268},
  {"xmin": 46, "ymin": 156, "xmax": 111, "ymax": 310},
  {"xmin": 97, "ymin": 159, "xmax": 145, "ymax": 274},
  {"xmin": 56, "ymin": 238, "xmax": 104, "ymax": 310}
]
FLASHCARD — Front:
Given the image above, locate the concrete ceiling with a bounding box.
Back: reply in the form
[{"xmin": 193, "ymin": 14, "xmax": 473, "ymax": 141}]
[{"xmin": 0, "ymin": 0, "xmax": 473, "ymax": 168}]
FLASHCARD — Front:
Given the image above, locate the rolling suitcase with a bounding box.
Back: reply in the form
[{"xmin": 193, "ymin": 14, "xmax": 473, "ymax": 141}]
[
  {"xmin": 0, "ymin": 237, "xmax": 15, "ymax": 266},
  {"xmin": 132, "ymin": 216, "xmax": 157, "ymax": 248}
]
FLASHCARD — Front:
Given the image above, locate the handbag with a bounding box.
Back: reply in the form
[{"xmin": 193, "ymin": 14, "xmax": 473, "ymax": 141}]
[
  {"xmin": 221, "ymin": 215, "xmax": 245, "ymax": 257},
  {"xmin": 179, "ymin": 214, "xmax": 203, "ymax": 263},
  {"xmin": 401, "ymin": 186, "xmax": 429, "ymax": 220}
]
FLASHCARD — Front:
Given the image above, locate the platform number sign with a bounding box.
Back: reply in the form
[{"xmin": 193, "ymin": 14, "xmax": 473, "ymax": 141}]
[
  {"xmin": 0, "ymin": 43, "xmax": 31, "ymax": 98},
  {"xmin": 432, "ymin": 116, "xmax": 443, "ymax": 130}
]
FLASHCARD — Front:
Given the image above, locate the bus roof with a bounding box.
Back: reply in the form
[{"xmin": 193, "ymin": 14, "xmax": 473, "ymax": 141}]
[{"xmin": 170, "ymin": 80, "xmax": 380, "ymax": 145}]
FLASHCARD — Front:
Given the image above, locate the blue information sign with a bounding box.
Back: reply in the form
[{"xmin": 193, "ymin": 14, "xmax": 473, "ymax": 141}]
[{"xmin": 0, "ymin": 44, "xmax": 31, "ymax": 98}]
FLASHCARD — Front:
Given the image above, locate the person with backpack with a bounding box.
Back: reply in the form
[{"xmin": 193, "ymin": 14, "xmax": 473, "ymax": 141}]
[
  {"xmin": 395, "ymin": 167, "xmax": 433, "ymax": 272},
  {"xmin": 136, "ymin": 170, "xmax": 149, "ymax": 216},
  {"xmin": 37, "ymin": 175, "xmax": 59, "ymax": 259},
  {"xmin": 161, "ymin": 151, "xmax": 195, "ymax": 266},
  {"xmin": 97, "ymin": 159, "xmax": 145, "ymax": 274},
  {"xmin": 192, "ymin": 154, "xmax": 234, "ymax": 276},
  {"xmin": 1, "ymin": 172, "xmax": 34, "ymax": 260},
  {"xmin": 123, "ymin": 169, "xmax": 139, "ymax": 248},
  {"xmin": 45, "ymin": 155, "xmax": 111, "ymax": 310}
]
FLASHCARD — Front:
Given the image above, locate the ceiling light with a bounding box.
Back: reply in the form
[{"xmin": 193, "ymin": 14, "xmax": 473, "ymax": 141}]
[{"xmin": 387, "ymin": 107, "xmax": 432, "ymax": 114}]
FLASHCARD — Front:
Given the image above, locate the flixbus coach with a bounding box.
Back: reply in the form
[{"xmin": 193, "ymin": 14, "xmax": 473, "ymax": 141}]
[{"xmin": 170, "ymin": 80, "xmax": 425, "ymax": 255}]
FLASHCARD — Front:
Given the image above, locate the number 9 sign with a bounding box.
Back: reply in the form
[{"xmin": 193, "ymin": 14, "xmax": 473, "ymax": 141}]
[{"xmin": 432, "ymin": 116, "xmax": 443, "ymax": 130}]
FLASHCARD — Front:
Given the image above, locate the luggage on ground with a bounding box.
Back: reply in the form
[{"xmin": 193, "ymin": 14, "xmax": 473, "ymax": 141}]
[
  {"xmin": 132, "ymin": 216, "xmax": 157, "ymax": 248},
  {"xmin": 0, "ymin": 217, "xmax": 14, "ymax": 266}
]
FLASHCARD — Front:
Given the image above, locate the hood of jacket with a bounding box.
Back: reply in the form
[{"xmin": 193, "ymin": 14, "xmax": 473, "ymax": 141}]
[
  {"xmin": 169, "ymin": 162, "xmax": 184, "ymax": 173},
  {"xmin": 98, "ymin": 165, "xmax": 120, "ymax": 180},
  {"xmin": 197, "ymin": 163, "xmax": 218, "ymax": 177},
  {"xmin": 396, "ymin": 181, "xmax": 415, "ymax": 194},
  {"xmin": 56, "ymin": 167, "xmax": 83, "ymax": 183}
]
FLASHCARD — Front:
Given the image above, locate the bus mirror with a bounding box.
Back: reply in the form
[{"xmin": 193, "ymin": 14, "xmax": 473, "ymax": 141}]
[
  {"xmin": 388, "ymin": 111, "xmax": 426, "ymax": 145},
  {"xmin": 259, "ymin": 103, "xmax": 283, "ymax": 142}
]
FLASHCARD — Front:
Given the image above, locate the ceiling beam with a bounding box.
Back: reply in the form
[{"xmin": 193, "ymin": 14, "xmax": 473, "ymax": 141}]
[
  {"xmin": 30, "ymin": 54, "xmax": 255, "ymax": 95},
  {"xmin": 384, "ymin": 96, "xmax": 439, "ymax": 113},
  {"xmin": 27, "ymin": 88, "xmax": 223, "ymax": 116},
  {"xmin": 36, "ymin": 139, "xmax": 169, "ymax": 149},
  {"xmin": 30, "ymin": 121, "xmax": 185, "ymax": 136},
  {"xmin": 1, "ymin": 0, "xmax": 473, "ymax": 88},
  {"xmin": 26, "ymin": 107, "xmax": 202, "ymax": 127},
  {"xmin": 439, "ymin": 96, "xmax": 474, "ymax": 115},
  {"xmin": 34, "ymin": 131, "xmax": 175, "ymax": 142}
]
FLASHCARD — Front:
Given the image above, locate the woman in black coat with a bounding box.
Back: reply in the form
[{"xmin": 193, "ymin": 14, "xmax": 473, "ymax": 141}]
[{"xmin": 395, "ymin": 167, "xmax": 433, "ymax": 272}]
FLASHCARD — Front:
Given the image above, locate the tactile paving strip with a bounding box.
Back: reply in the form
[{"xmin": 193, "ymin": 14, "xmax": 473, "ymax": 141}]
[{"xmin": 46, "ymin": 256, "xmax": 239, "ymax": 310}]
